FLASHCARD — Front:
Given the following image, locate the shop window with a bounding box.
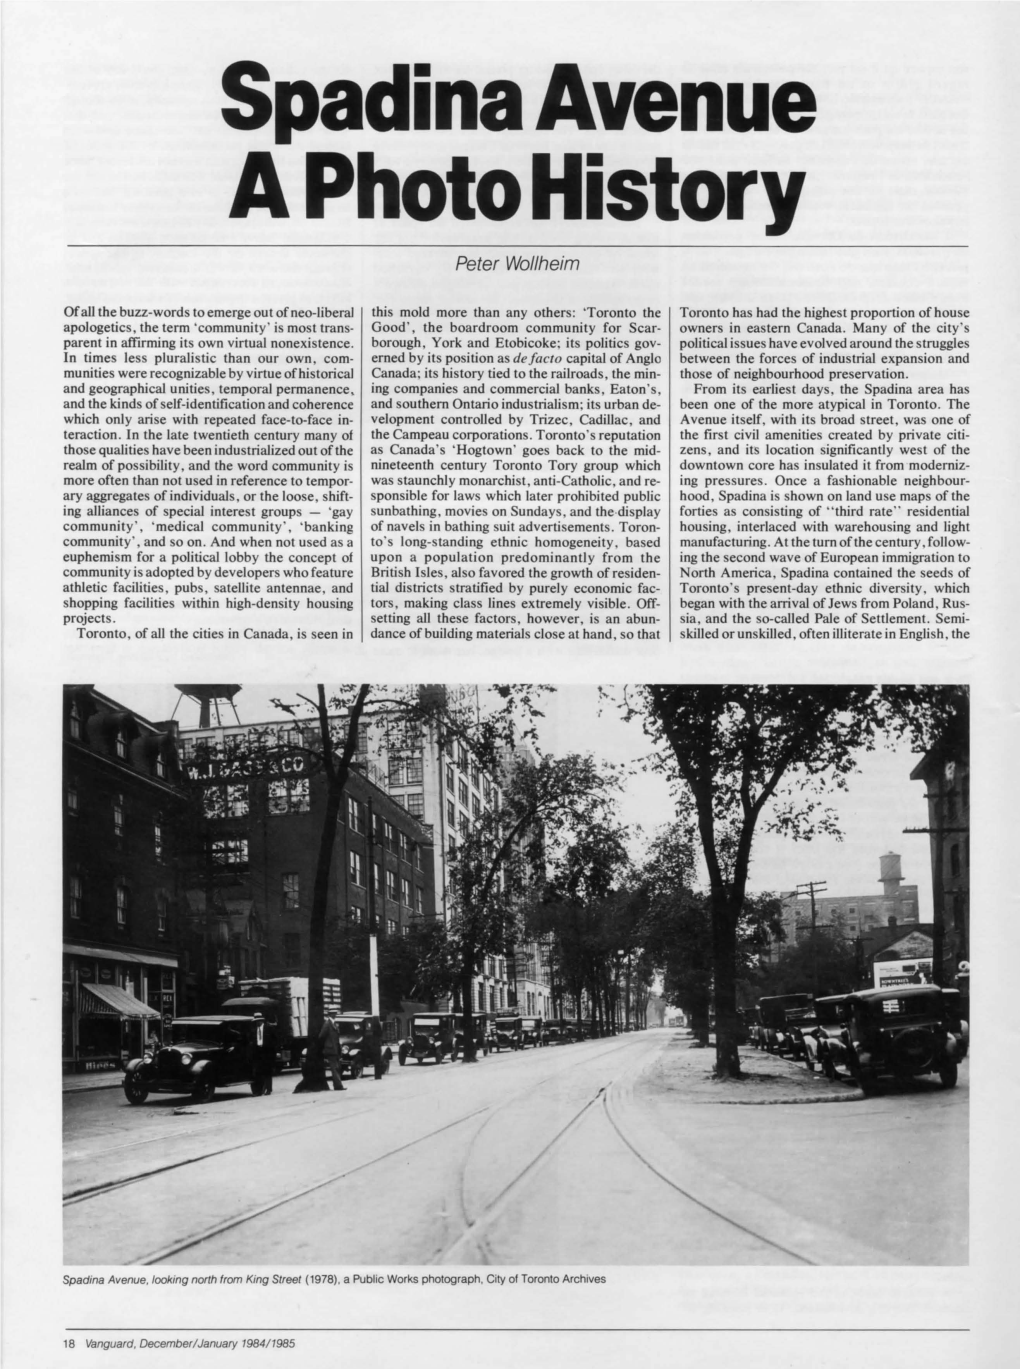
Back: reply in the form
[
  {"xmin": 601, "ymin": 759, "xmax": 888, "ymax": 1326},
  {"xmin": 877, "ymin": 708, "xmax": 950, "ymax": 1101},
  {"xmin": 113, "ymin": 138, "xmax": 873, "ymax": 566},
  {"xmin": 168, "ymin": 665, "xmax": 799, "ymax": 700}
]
[
  {"xmin": 116, "ymin": 885, "xmax": 128, "ymax": 926},
  {"xmin": 113, "ymin": 793, "xmax": 125, "ymax": 837},
  {"xmin": 67, "ymin": 785, "xmax": 79, "ymax": 815},
  {"xmin": 282, "ymin": 872, "xmax": 300, "ymax": 911},
  {"xmin": 210, "ymin": 837, "xmax": 249, "ymax": 869},
  {"xmin": 69, "ymin": 874, "xmax": 83, "ymax": 920},
  {"xmin": 349, "ymin": 850, "xmax": 364, "ymax": 886},
  {"xmin": 406, "ymin": 791, "xmax": 424, "ymax": 819},
  {"xmin": 268, "ymin": 776, "xmax": 310, "ymax": 814}
]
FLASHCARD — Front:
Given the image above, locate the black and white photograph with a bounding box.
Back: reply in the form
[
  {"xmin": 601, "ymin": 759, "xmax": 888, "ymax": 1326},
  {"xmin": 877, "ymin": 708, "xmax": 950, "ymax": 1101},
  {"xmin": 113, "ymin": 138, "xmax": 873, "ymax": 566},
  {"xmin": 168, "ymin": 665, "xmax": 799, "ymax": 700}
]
[{"xmin": 63, "ymin": 682, "xmax": 969, "ymax": 1267}]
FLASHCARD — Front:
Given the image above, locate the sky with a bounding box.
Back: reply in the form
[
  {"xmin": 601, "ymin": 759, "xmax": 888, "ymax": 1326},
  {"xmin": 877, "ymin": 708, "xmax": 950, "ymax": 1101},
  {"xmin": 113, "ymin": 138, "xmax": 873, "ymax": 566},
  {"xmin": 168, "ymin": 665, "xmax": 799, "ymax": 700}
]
[{"xmin": 101, "ymin": 681, "xmax": 935, "ymax": 915}]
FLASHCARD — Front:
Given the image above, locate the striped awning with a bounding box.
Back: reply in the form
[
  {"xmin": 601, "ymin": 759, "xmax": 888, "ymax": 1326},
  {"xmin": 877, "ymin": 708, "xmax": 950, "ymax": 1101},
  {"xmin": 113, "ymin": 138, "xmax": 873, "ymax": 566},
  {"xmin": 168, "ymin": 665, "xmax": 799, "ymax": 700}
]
[{"xmin": 78, "ymin": 984, "xmax": 161, "ymax": 1020}]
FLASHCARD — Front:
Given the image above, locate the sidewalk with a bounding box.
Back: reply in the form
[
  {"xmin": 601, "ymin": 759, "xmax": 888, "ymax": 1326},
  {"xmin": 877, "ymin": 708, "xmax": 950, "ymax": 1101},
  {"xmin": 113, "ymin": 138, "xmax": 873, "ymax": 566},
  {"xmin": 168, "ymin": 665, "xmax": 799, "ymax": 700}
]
[
  {"xmin": 646, "ymin": 1030, "xmax": 864, "ymax": 1104},
  {"xmin": 63, "ymin": 1070, "xmax": 126, "ymax": 1094}
]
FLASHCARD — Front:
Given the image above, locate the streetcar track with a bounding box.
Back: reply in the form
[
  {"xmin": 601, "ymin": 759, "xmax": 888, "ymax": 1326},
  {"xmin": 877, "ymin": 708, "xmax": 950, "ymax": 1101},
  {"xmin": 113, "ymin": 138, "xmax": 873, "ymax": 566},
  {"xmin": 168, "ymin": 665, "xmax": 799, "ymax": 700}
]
[{"xmin": 78, "ymin": 1036, "xmax": 640, "ymax": 1264}]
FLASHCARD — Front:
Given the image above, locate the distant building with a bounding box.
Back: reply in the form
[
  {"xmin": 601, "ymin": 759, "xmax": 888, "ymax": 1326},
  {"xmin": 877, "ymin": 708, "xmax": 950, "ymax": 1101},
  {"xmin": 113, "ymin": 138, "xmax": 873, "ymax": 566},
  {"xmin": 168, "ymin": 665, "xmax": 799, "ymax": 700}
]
[
  {"xmin": 775, "ymin": 852, "xmax": 920, "ymax": 954},
  {"xmin": 63, "ymin": 686, "xmax": 191, "ymax": 1072}
]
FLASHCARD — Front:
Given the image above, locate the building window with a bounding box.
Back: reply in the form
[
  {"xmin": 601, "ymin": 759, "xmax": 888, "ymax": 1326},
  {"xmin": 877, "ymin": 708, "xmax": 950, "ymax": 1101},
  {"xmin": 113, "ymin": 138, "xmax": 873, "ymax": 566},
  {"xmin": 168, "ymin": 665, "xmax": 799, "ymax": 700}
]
[
  {"xmin": 154, "ymin": 820, "xmax": 164, "ymax": 862},
  {"xmin": 116, "ymin": 730, "xmax": 128, "ymax": 759},
  {"xmin": 70, "ymin": 700, "xmax": 83, "ymax": 740},
  {"xmin": 405, "ymin": 791, "xmax": 424, "ymax": 819},
  {"xmin": 204, "ymin": 784, "xmax": 249, "ymax": 819},
  {"xmin": 157, "ymin": 895, "xmax": 168, "ymax": 936},
  {"xmin": 387, "ymin": 918, "xmax": 397, "ymax": 937},
  {"xmin": 413, "ymin": 883, "xmax": 422, "ymax": 913},
  {"xmin": 67, "ymin": 785, "xmax": 79, "ymax": 815},
  {"xmin": 349, "ymin": 850, "xmax": 364, "ymax": 886},
  {"xmin": 347, "ymin": 796, "xmax": 364, "ymax": 833},
  {"xmin": 268, "ymin": 776, "xmax": 310, "ymax": 815},
  {"xmin": 156, "ymin": 750, "xmax": 167, "ymax": 779},
  {"xmin": 446, "ymin": 765, "xmax": 455, "ymax": 793},
  {"xmin": 384, "ymin": 820, "xmax": 396, "ymax": 853},
  {"xmin": 210, "ymin": 837, "xmax": 249, "ymax": 869},
  {"xmin": 483, "ymin": 776, "xmax": 492, "ymax": 803},
  {"xmin": 372, "ymin": 861, "xmax": 383, "ymax": 895},
  {"xmin": 69, "ymin": 874, "xmax": 83, "ymax": 919},
  {"xmin": 386, "ymin": 868, "xmax": 398, "ymax": 901},
  {"xmin": 388, "ymin": 754, "xmax": 405, "ymax": 786},
  {"xmin": 348, "ymin": 907, "xmax": 362, "ymax": 926},
  {"xmin": 458, "ymin": 743, "xmax": 469, "ymax": 770},
  {"xmin": 401, "ymin": 922, "xmax": 410, "ymax": 936},
  {"xmin": 458, "ymin": 779, "xmax": 469, "ymax": 807},
  {"xmin": 282, "ymin": 872, "xmax": 300, "ymax": 911},
  {"xmin": 283, "ymin": 931, "xmax": 301, "ymax": 966},
  {"xmin": 113, "ymin": 793, "xmax": 125, "ymax": 837},
  {"xmin": 116, "ymin": 885, "xmax": 128, "ymax": 926},
  {"xmin": 472, "ymin": 794, "xmax": 481, "ymax": 819},
  {"xmin": 401, "ymin": 876, "xmax": 411, "ymax": 906},
  {"xmin": 448, "ymin": 835, "xmax": 457, "ymax": 856},
  {"xmin": 470, "ymin": 760, "xmax": 480, "ymax": 788},
  {"xmin": 406, "ymin": 754, "xmax": 423, "ymax": 784},
  {"xmin": 447, "ymin": 799, "xmax": 456, "ymax": 827},
  {"xmin": 459, "ymin": 813, "xmax": 470, "ymax": 839}
]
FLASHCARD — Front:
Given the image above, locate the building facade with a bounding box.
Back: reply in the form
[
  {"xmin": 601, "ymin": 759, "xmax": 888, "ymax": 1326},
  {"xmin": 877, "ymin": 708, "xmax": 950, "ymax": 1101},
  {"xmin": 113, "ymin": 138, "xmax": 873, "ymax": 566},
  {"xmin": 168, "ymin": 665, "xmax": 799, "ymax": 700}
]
[
  {"xmin": 910, "ymin": 745, "xmax": 970, "ymax": 981},
  {"xmin": 177, "ymin": 716, "xmax": 436, "ymax": 1017},
  {"xmin": 63, "ymin": 686, "xmax": 190, "ymax": 1071},
  {"xmin": 775, "ymin": 852, "xmax": 920, "ymax": 953}
]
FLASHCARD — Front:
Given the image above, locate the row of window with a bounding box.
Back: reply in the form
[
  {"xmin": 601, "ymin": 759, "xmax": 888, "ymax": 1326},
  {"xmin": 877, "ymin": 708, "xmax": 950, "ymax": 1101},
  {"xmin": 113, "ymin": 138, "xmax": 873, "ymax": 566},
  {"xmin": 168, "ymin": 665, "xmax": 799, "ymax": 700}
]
[
  {"xmin": 346, "ymin": 797, "xmax": 423, "ymax": 865},
  {"xmin": 345, "ymin": 906, "xmax": 407, "ymax": 937},
  {"xmin": 67, "ymin": 787, "xmax": 168, "ymax": 862},
  {"xmin": 67, "ymin": 875, "xmax": 169, "ymax": 934},
  {"xmin": 69, "ymin": 701, "xmax": 171, "ymax": 777},
  {"xmin": 346, "ymin": 851, "xmax": 424, "ymax": 910},
  {"xmin": 442, "ymin": 737, "xmax": 494, "ymax": 801}
]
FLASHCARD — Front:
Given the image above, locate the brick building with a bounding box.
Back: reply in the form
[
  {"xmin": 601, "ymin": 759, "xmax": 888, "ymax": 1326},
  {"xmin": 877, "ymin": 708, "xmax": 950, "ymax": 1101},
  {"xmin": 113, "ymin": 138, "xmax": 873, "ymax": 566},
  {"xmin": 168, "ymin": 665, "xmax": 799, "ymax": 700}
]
[
  {"xmin": 62, "ymin": 686, "xmax": 191, "ymax": 1071},
  {"xmin": 775, "ymin": 851, "xmax": 920, "ymax": 953},
  {"xmin": 910, "ymin": 743, "xmax": 970, "ymax": 981}
]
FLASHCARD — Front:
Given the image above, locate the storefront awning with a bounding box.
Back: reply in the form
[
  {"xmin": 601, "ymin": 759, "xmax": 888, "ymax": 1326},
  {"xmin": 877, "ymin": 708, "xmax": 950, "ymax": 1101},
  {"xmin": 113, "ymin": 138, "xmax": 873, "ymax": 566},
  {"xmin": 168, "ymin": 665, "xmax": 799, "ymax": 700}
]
[
  {"xmin": 65, "ymin": 943, "xmax": 178, "ymax": 969},
  {"xmin": 78, "ymin": 984, "xmax": 162, "ymax": 1019}
]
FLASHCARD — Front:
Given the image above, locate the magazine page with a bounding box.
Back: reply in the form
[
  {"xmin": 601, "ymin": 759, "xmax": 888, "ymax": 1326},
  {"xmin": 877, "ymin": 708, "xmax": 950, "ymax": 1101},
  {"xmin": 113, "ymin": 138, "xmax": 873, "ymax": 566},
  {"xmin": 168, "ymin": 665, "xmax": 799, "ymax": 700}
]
[{"xmin": 3, "ymin": 3, "xmax": 1016, "ymax": 1367}]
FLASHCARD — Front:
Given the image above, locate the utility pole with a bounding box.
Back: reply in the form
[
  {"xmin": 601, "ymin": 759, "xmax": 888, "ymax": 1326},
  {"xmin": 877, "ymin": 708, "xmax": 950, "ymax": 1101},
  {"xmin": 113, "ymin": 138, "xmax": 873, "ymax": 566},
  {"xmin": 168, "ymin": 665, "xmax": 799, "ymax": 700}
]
[{"xmin": 796, "ymin": 880, "xmax": 827, "ymax": 994}]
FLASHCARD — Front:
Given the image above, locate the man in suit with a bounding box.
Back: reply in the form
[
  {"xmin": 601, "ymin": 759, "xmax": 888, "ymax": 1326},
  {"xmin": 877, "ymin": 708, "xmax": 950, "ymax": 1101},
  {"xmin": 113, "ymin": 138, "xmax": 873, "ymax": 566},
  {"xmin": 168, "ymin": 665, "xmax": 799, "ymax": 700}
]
[{"xmin": 318, "ymin": 1011, "xmax": 346, "ymax": 1091}]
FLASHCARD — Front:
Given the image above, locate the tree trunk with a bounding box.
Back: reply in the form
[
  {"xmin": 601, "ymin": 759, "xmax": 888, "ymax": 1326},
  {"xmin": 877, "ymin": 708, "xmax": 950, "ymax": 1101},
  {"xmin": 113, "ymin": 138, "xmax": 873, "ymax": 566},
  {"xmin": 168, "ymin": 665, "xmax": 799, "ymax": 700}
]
[
  {"xmin": 295, "ymin": 777, "xmax": 345, "ymax": 1092},
  {"xmin": 460, "ymin": 963, "xmax": 478, "ymax": 1063},
  {"xmin": 712, "ymin": 902, "xmax": 742, "ymax": 1078}
]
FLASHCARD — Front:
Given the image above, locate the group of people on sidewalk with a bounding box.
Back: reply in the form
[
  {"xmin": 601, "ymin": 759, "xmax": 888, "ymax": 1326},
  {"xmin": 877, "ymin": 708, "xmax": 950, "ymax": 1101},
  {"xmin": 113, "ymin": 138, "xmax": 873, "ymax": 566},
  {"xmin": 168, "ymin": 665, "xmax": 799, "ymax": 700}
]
[{"xmin": 318, "ymin": 1012, "xmax": 387, "ymax": 1091}]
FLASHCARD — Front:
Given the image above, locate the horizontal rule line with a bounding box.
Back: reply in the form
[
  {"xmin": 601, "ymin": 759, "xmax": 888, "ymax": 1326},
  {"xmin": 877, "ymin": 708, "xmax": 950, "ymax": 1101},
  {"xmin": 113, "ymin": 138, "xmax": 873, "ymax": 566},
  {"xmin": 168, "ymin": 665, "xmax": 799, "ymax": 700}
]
[
  {"xmin": 66, "ymin": 243, "xmax": 969, "ymax": 250},
  {"xmin": 66, "ymin": 1327, "xmax": 971, "ymax": 1334}
]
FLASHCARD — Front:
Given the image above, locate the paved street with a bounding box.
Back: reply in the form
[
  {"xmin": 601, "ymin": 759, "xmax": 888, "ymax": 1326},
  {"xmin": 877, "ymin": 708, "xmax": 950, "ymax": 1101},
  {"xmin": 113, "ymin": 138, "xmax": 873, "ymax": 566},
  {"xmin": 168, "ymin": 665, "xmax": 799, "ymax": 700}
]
[{"xmin": 64, "ymin": 1029, "xmax": 967, "ymax": 1267}]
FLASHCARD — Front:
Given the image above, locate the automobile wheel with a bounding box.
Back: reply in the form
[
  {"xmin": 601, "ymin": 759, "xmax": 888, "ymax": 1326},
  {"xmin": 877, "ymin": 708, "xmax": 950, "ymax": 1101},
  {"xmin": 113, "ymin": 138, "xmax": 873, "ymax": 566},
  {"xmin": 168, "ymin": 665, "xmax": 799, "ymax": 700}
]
[
  {"xmin": 381, "ymin": 1054, "xmax": 391, "ymax": 1075},
  {"xmin": 849, "ymin": 1056, "xmax": 872, "ymax": 1095},
  {"xmin": 250, "ymin": 1076, "xmax": 267, "ymax": 1096},
  {"xmin": 348, "ymin": 1060, "xmax": 363, "ymax": 1081},
  {"xmin": 398, "ymin": 1045, "xmax": 408, "ymax": 1066},
  {"xmin": 191, "ymin": 1075, "xmax": 215, "ymax": 1104},
  {"xmin": 939, "ymin": 1061, "xmax": 958, "ymax": 1089},
  {"xmin": 123, "ymin": 1073, "xmax": 148, "ymax": 1105}
]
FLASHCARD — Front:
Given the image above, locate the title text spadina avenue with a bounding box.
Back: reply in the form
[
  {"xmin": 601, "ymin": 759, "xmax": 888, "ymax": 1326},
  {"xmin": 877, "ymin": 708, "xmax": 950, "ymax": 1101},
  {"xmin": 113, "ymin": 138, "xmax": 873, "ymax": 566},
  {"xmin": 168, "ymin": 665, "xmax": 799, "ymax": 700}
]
[{"xmin": 222, "ymin": 62, "xmax": 816, "ymax": 234}]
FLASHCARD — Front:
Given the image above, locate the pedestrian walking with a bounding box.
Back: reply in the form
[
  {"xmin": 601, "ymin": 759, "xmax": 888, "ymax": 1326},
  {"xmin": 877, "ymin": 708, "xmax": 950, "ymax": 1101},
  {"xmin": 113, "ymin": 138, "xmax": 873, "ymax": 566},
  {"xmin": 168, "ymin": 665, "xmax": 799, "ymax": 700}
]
[
  {"xmin": 252, "ymin": 1012, "xmax": 275, "ymax": 1094},
  {"xmin": 319, "ymin": 1011, "xmax": 345, "ymax": 1090},
  {"xmin": 367, "ymin": 1017, "xmax": 386, "ymax": 1080}
]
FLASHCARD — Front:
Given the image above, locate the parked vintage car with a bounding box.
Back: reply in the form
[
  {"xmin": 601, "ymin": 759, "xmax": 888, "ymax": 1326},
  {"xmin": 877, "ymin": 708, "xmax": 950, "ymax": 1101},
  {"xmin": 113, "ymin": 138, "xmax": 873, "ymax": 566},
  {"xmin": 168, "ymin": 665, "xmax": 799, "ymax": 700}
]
[
  {"xmin": 123, "ymin": 1015, "xmax": 272, "ymax": 1104},
  {"xmin": 842, "ymin": 985, "xmax": 967, "ymax": 1090},
  {"xmin": 542, "ymin": 1018, "xmax": 570, "ymax": 1045},
  {"xmin": 519, "ymin": 1016, "xmax": 544, "ymax": 1048},
  {"xmin": 455, "ymin": 1012, "xmax": 490, "ymax": 1058},
  {"xmin": 398, "ymin": 1014, "xmax": 456, "ymax": 1065},
  {"xmin": 330, "ymin": 1013, "xmax": 392, "ymax": 1079},
  {"xmin": 801, "ymin": 995, "xmax": 852, "ymax": 1076},
  {"xmin": 758, "ymin": 994, "xmax": 814, "ymax": 1055},
  {"xmin": 490, "ymin": 1016, "xmax": 522, "ymax": 1052}
]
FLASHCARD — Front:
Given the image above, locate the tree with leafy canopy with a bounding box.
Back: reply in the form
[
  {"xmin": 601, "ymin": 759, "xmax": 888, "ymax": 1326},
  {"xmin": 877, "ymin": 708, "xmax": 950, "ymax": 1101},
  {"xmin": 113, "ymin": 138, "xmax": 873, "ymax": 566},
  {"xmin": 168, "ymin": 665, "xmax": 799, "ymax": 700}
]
[
  {"xmin": 188, "ymin": 683, "xmax": 554, "ymax": 1089},
  {"xmin": 446, "ymin": 753, "xmax": 617, "ymax": 1060},
  {"xmin": 620, "ymin": 685, "xmax": 967, "ymax": 1078}
]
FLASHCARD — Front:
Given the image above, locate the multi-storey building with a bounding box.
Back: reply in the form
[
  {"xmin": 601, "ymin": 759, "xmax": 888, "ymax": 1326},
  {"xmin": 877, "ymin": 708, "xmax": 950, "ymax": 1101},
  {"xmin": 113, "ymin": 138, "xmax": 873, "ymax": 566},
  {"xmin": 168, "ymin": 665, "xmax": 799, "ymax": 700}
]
[
  {"xmin": 177, "ymin": 715, "xmax": 436, "ymax": 1017},
  {"xmin": 910, "ymin": 744, "xmax": 970, "ymax": 980},
  {"xmin": 774, "ymin": 852, "xmax": 920, "ymax": 954},
  {"xmin": 368, "ymin": 688, "xmax": 554, "ymax": 1019},
  {"xmin": 63, "ymin": 686, "xmax": 191, "ymax": 1071}
]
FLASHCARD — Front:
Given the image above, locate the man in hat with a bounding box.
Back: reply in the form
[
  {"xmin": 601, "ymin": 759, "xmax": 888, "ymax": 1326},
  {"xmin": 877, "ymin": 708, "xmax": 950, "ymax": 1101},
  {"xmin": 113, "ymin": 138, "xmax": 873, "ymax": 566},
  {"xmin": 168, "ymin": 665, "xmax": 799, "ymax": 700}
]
[{"xmin": 318, "ymin": 1010, "xmax": 345, "ymax": 1091}]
